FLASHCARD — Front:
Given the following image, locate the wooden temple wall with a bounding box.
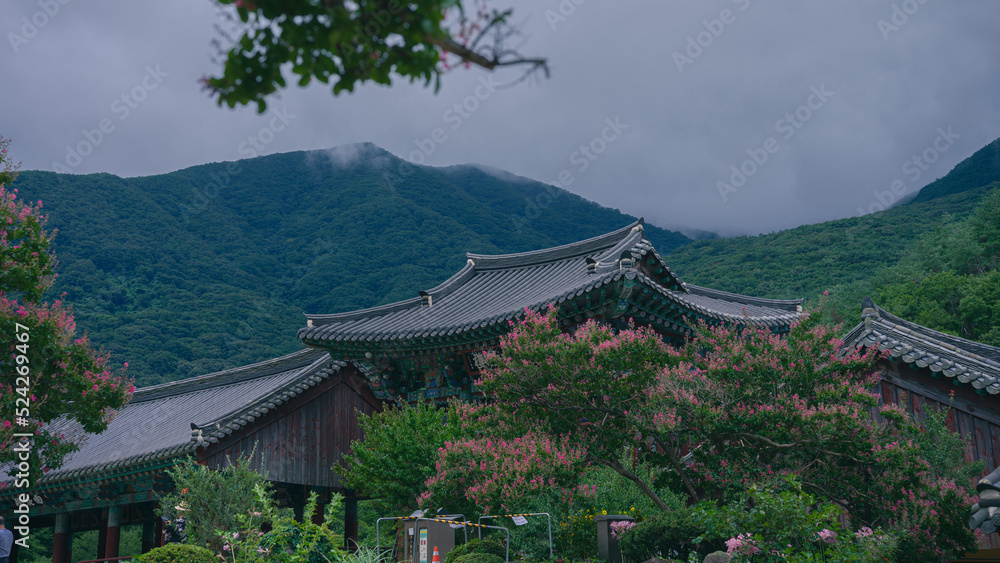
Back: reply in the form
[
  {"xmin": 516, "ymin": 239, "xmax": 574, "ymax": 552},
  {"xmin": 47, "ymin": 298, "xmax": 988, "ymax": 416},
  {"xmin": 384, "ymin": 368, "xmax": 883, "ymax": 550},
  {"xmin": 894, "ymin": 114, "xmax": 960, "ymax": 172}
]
[
  {"xmin": 198, "ymin": 371, "xmax": 382, "ymax": 489},
  {"xmin": 874, "ymin": 360, "xmax": 1000, "ymax": 551},
  {"xmin": 876, "ymin": 360, "xmax": 1000, "ymax": 471}
]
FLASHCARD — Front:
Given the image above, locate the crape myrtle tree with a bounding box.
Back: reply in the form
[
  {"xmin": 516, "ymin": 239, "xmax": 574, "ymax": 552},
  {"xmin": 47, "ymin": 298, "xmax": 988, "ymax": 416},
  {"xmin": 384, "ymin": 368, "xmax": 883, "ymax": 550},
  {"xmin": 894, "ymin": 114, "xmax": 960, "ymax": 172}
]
[
  {"xmin": 207, "ymin": 0, "xmax": 548, "ymax": 112},
  {"xmin": 421, "ymin": 307, "xmax": 978, "ymax": 561},
  {"xmin": 0, "ymin": 137, "xmax": 133, "ymax": 484}
]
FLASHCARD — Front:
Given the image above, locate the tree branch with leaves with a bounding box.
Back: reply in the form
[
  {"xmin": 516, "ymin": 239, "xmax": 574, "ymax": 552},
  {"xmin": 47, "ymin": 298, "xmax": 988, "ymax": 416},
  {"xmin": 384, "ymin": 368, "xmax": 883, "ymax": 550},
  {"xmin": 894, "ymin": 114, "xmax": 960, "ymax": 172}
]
[{"xmin": 206, "ymin": 0, "xmax": 548, "ymax": 112}]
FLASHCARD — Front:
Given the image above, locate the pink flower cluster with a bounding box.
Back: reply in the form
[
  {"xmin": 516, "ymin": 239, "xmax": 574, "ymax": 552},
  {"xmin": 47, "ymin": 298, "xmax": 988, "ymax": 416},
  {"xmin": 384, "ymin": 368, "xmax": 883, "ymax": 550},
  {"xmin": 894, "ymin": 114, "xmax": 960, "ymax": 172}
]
[
  {"xmin": 725, "ymin": 533, "xmax": 761, "ymax": 556},
  {"xmin": 609, "ymin": 520, "xmax": 636, "ymax": 540},
  {"xmin": 818, "ymin": 528, "xmax": 837, "ymax": 544},
  {"xmin": 423, "ymin": 428, "xmax": 591, "ymax": 513}
]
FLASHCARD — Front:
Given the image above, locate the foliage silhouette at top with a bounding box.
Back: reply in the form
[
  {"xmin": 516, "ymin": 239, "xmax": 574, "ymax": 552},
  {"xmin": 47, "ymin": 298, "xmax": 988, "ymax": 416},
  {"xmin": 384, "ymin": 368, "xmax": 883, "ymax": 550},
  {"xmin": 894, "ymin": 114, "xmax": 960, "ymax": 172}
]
[{"xmin": 207, "ymin": 0, "xmax": 547, "ymax": 112}]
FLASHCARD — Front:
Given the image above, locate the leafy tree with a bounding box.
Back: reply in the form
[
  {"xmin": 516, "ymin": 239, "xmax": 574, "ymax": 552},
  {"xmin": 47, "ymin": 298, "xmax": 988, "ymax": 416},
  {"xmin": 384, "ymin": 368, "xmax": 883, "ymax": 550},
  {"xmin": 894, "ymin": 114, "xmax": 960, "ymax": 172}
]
[
  {"xmin": 0, "ymin": 137, "xmax": 133, "ymax": 483},
  {"xmin": 338, "ymin": 400, "xmax": 461, "ymax": 513},
  {"xmin": 207, "ymin": 0, "xmax": 548, "ymax": 111},
  {"xmin": 158, "ymin": 452, "xmax": 273, "ymax": 553},
  {"xmin": 440, "ymin": 308, "xmax": 978, "ymax": 562},
  {"xmin": 481, "ymin": 310, "xmax": 683, "ymax": 511},
  {"xmin": 822, "ymin": 186, "xmax": 1000, "ymax": 346}
]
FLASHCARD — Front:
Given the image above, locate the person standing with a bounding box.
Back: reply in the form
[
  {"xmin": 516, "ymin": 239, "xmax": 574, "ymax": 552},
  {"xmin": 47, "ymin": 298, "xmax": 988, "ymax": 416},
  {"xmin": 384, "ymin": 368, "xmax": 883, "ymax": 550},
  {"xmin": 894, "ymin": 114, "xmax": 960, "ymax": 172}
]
[{"xmin": 0, "ymin": 516, "xmax": 13, "ymax": 563}]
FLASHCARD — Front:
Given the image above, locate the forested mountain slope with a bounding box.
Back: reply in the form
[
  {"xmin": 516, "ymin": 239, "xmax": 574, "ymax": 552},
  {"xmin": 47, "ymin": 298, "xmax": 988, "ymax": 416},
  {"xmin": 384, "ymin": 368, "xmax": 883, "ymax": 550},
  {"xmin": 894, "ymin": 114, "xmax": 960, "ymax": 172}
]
[
  {"xmin": 667, "ymin": 186, "xmax": 994, "ymax": 301},
  {"xmin": 14, "ymin": 144, "xmax": 691, "ymax": 385},
  {"xmin": 911, "ymin": 137, "xmax": 1000, "ymax": 203},
  {"xmin": 668, "ymin": 135, "xmax": 1000, "ymax": 325}
]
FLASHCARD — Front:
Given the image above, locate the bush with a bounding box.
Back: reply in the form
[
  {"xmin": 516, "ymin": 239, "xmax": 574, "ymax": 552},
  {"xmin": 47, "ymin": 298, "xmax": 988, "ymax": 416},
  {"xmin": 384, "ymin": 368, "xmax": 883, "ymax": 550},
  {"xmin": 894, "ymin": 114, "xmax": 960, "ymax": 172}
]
[
  {"xmin": 137, "ymin": 543, "xmax": 218, "ymax": 563},
  {"xmin": 454, "ymin": 553, "xmax": 505, "ymax": 563},
  {"xmin": 691, "ymin": 477, "xmax": 898, "ymax": 562},
  {"xmin": 618, "ymin": 509, "xmax": 712, "ymax": 563},
  {"xmin": 445, "ymin": 538, "xmax": 507, "ymax": 563},
  {"xmin": 157, "ymin": 450, "xmax": 271, "ymax": 552},
  {"xmin": 220, "ymin": 484, "xmax": 349, "ymax": 563}
]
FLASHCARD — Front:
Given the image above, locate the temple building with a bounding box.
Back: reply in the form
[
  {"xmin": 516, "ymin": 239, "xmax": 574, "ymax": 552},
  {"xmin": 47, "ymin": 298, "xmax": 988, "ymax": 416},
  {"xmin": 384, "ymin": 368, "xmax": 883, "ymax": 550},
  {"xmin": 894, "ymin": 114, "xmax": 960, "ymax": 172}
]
[
  {"xmin": 0, "ymin": 350, "xmax": 379, "ymax": 563},
  {"xmin": 299, "ymin": 219, "xmax": 803, "ymax": 404},
  {"xmin": 843, "ymin": 297, "xmax": 1000, "ymax": 555},
  {"xmin": 0, "ymin": 219, "xmax": 804, "ymax": 561}
]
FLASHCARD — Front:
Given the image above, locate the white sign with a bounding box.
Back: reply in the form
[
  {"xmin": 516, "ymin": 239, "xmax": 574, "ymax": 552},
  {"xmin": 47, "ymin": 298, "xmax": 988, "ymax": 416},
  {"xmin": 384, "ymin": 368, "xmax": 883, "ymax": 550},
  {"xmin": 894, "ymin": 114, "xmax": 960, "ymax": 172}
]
[{"xmin": 512, "ymin": 516, "xmax": 528, "ymax": 526}]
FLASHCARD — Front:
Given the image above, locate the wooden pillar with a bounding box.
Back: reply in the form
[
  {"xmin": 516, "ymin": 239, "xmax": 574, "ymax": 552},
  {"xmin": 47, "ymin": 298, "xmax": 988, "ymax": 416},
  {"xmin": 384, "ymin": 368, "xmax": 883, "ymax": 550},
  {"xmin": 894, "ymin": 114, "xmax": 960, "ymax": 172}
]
[
  {"xmin": 104, "ymin": 505, "xmax": 122, "ymax": 559},
  {"xmin": 156, "ymin": 516, "xmax": 165, "ymax": 548},
  {"xmin": 290, "ymin": 485, "xmax": 305, "ymax": 522},
  {"xmin": 311, "ymin": 501, "xmax": 326, "ymax": 526},
  {"xmin": 97, "ymin": 510, "xmax": 108, "ymax": 559},
  {"xmin": 344, "ymin": 490, "xmax": 358, "ymax": 550},
  {"xmin": 142, "ymin": 518, "xmax": 156, "ymax": 553},
  {"xmin": 52, "ymin": 513, "xmax": 71, "ymax": 563}
]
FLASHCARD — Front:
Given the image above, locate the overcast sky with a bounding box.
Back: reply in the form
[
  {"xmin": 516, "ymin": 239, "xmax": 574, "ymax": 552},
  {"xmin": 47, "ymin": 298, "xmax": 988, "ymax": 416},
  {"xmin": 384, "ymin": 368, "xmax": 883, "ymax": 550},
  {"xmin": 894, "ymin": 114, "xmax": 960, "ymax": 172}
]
[{"xmin": 2, "ymin": 1, "xmax": 998, "ymax": 236}]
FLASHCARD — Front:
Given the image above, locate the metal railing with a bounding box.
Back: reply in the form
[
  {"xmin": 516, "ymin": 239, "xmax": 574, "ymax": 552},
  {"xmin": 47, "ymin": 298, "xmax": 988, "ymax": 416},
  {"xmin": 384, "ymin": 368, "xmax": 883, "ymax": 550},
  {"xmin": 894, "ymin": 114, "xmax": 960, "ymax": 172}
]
[{"xmin": 478, "ymin": 512, "xmax": 552, "ymax": 559}]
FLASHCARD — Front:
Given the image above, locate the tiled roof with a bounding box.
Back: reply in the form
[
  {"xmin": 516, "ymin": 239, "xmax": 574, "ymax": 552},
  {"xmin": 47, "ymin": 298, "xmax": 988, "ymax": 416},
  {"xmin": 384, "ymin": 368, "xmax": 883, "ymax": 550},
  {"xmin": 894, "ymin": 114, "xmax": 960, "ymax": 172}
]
[
  {"xmin": 971, "ymin": 466, "xmax": 1000, "ymax": 533},
  {"xmin": 299, "ymin": 220, "xmax": 803, "ymax": 350},
  {"xmin": 842, "ymin": 297, "xmax": 1000, "ymax": 394},
  {"xmin": 2, "ymin": 348, "xmax": 341, "ymax": 486}
]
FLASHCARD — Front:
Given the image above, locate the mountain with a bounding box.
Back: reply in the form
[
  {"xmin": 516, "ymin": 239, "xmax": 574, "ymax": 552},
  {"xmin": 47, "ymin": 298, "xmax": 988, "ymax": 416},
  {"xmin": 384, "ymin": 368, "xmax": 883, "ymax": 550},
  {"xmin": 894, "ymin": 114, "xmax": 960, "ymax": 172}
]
[
  {"xmin": 667, "ymin": 134, "xmax": 1000, "ymax": 308},
  {"xmin": 910, "ymin": 136, "xmax": 1000, "ymax": 204},
  {"xmin": 13, "ymin": 144, "xmax": 692, "ymax": 385},
  {"xmin": 14, "ymin": 134, "xmax": 1000, "ymax": 386},
  {"xmin": 667, "ymin": 185, "xmax": 995, "ymax": 301}
]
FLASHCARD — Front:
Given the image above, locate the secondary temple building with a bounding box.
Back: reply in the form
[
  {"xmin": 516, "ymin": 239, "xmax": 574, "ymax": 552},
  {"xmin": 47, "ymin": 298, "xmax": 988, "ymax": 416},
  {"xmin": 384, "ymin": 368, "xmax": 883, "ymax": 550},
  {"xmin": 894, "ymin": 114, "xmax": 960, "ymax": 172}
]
[
  {"xmin": 0, "ymin": 219, "xmax": 809, "ymax": 562},
  {"xmin": 844, "ymin": 297, "xmax": 1000, "ymax": 555},
  {"xmin": 0, "ymin": 350, "xmax": 380, "ymax": 562}
]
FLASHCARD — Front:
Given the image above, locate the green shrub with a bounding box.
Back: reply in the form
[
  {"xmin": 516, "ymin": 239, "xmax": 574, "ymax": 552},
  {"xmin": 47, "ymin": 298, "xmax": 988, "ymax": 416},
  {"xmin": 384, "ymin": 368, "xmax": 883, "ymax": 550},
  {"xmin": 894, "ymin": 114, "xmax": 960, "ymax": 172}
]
[
  {"xmin": 454, "ymin": 553, "xmax": 505, "ymax": 563},
  {"xmin": 157, "ymin": 450, "xmax": 271, "ymax": 552},
  {"xmin": 691, "ymin": 477, "xmax": 898, "ymax": 562},
  {"xmin": 220, "ymin": 484, "xmax": 350, "ymax": 563},
  {"xmin": 618, "ymin": 509, "xmax": 711, "ymax": 563},
  {"xmin": 137, "ymin": 543, "xmax": 218, "ymax": 563},
  {"xmin": 445, "ymin": 537, "xmax": 506, "ymax": 563}
]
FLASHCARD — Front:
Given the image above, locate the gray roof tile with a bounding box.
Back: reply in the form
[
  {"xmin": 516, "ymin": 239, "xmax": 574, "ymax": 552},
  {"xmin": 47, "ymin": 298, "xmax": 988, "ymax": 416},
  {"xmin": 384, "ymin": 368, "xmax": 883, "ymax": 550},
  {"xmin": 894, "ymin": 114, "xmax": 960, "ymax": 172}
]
[
  {"xmin": 300, "ymin": 220, "xmax": 803, "ymax": 348},
  {"xmin": 3, "ymin": 348, "xmax": 339, "ymax": 485},
  {"xmin": 971, "ymin": 466, "xmax": 1000, "ymax": 533},
  {"xmin": 843, "ymin": 297, "xmax": 1000, "ymax": 394}
]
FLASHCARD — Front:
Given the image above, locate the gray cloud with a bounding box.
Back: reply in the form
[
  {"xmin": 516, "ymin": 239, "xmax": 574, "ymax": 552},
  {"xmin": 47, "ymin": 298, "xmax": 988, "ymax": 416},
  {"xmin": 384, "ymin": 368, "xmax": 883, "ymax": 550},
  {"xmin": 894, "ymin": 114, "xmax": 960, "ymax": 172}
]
[{"xmin": 2, "ymin": 0, "xmax": 998, "ymax": 235}]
